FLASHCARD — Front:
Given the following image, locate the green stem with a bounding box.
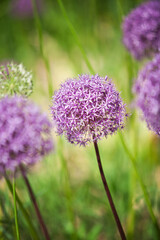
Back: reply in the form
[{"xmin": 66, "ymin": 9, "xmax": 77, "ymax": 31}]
[
  {"xmin": 56, "ymin": 0, "xmax": 95, "ymax": 75},
  {"xmin": 13, "ymin": 177, "xmax": 20, "ymax": 240},
  {"xmin": 127, "ymin": 168, "xmax": 136, "ymax": 240},
  {"xmin": 58, "ymin": 138, "xmax": 77, "ymax": 240},
  {"xmin": 116, "ymin": 0, "xmax": 124, "ymax": 22},
  {"xmin": 31, "ymin": 0, "xmax": 53, "ymax": 98},
  {"xmin": 119, "ymin": 132, "xmax": 160, "ymax": 236},
  {"xmin": 5, "ymin": 178, "xmax": 40, "ymax": 240},
  {"xmin": 126, "ymin": 114, "xmax": 138, "ymax": 239}
]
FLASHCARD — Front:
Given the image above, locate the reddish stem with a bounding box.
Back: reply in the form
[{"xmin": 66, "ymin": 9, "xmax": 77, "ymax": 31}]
[
  {"xmin": 20, "ymin": 166, "xmax": 50, "ymax": 240},
  {"xmin": 93, "ymin": 140, "xmax": 126, "ymax": 240}
]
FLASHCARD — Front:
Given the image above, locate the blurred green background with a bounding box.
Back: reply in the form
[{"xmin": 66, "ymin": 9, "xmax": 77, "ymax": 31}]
[{"xmin": 0, "ymin": 0, "xmax": 160, "ymax": 239}]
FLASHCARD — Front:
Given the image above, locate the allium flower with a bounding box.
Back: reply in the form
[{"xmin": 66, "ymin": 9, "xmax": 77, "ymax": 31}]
[
  {"xmin": 0, "ymin": 95, "xmax": 53, "ymax": 175},
  {"xmin": 51, "ymin": 74, "xmax": 127, "ymax": 146},
  {"xmin": 0, "ymin": 63, "xmax": 33, "ymax": 98},
  {"xmin": 122, "ymin": 0, "xmax": 160, "ymax": 60},
  {"xmin": 133, "ymin": 54, "xmax": 160, "ymax": 135},
  {"xmin": 11, "ymin": 0, "xmax": 42, "ymax": 18}
]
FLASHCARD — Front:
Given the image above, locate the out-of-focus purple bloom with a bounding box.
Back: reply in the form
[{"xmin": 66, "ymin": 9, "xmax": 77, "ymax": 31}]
[
  {"xmin": 133, "ymin": 54, "xmax": 160, "ymax": 135},
  {"xmin": 0, "ymin": 95, "xmax": 53, "ymax": 176},
  {"xmin": 11, "ymin": 0, "xmax": 42, "ymax": 18},
  {"xmin": 51, "ymin": 74, "xmax": 127, "ymax": 146},
  {"xmin": 122, "ymin": 0, "xmax": 160, "ymax": 60}
]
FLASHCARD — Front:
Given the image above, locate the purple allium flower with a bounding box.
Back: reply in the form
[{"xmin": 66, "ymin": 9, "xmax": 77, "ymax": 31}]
[
  {"xmin": 122, "ymin": 0, "xmax": 160, "ymax": 60},
  {"xmin": 133, "ymin": 54, "xmax": 160, "ymax": 135},
  {"xmin": 0, "ymin": 95, "xmax": 53, "ymax": 175},
  {"xmin": 51, "ymin": 74, "xmax": 127, "ymax": 146},
  {"xmin": 11, "ymin": 0, "xmax": 42, "ymax": 18}
]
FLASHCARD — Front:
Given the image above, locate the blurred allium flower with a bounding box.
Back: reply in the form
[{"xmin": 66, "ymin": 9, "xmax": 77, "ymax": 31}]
[
  {"xmin": 51, "ymin": 74, "xmax": 127, "ymax": 146},
  {"xmin": 133, "ymin": 54, "xmax": 160, "ymax": 135},
  {"xmin": 122, "ymin": 0, "xmax": 160, "ymax": 60},
  {"xmin": 0, "ymin": 95, "xmax": 53, "ymax": 175},
  {"xmin": 11, "ymin": 0, "xmax": 42, "ymax": 18},
  {"xmin": 0, "ymin": 63, "xmax": 33, "ymax": 98}
]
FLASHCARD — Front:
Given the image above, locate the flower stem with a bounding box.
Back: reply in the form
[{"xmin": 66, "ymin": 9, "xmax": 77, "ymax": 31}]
[
  {"xmin": 58, "ymin": 138, "xmax": 77, "ymax": 240},
  {"xmin": 31, "ymin": 0, "xmax": 53, "ymax": 98},
  {"xmin": 119, "ymin": 132, "xmax": 160, "ymax": 237},
  {"xmin": 93, "ymin": 140, "xmax": 126, "ymax": 240},
  {"xmin": 56, "ymin": 0, "xmax": 95, "ymax": 75},
  {"xmin": 13, "ymin": 176, "xmax": 20, "ymax": 240},
  {"xmin": 20, "ymin": 166, "xmax": 50, "ymax": 240},
  {"xmin": 5, "ymin": 177, "xmax": 40, "ymax": 240}
]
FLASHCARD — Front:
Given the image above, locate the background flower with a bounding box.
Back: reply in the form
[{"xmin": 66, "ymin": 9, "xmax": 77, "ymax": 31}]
[
  {"xmin": 11, "ymin": 0, "xmax": 43, "ymax": 18},
  {"xmin": 0, "ymin": 95, "xmax": 53, "ymax": 176},
  {"xmin": 0, "ymin": 63, "xmax": 33, "ymax": 98},
  {"xmin": 51, "ymin": 74, "xmax": 127, "ymax": 146},
  {"xmin": 133, "ymin": 54, "xmax": 160, "ymax": 135},
  {"xmin": 122, "ymin": 0, "xmax": 160, "ymax": 60}
]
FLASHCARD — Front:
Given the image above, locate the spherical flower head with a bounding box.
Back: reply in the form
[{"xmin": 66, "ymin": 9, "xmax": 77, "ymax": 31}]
[
  {"xmin": 133, "ymin": 54, "xmax": 160, "ymax": 135},
  {"xmin": 122, "ymin": 0, "xmax": 160, "ymax": 60},
  {"xmin": 51, "ymin": 74, "xmax": 127, "ymax": 146},
  {"xmin": 0, "ymin": 63, "xmax": 33, "ymax": 98},
  {"xmin": 11, "ymin": 0, "xmax": 43, "ymax": 18},
  {"xmin": 0, "ymin": 95, "xmax": 53, "ymax": 176}
]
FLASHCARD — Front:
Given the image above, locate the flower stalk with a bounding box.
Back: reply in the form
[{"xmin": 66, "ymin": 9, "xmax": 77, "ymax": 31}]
[
  {"xmin": 93, "ymin": 140, "xmax": 126, "ymax": 240},
  {"xmin": 56, "ymin": 0, "xmax": 95, "ymax": 75},
  {"xmin": 13, "ymin": 176, "xmax": 20, "ymax": 240},
  {"xmin": 20, "ymin": 165, "xmax": 50, "ymax": 240},
  {"xmin": 58, "ymin": 138, "xmax": 77, "ymax": 240},
  {"xmin": 119, "ymin": 132, "xmax": 160, "ymax": 237},
  {"xmin": 31, "ymin": 0, "xmax": 53, "ymax": 98},
  {"xmin": 5, "ymin": 177, "xmax": 40, "ymax": 240}
]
